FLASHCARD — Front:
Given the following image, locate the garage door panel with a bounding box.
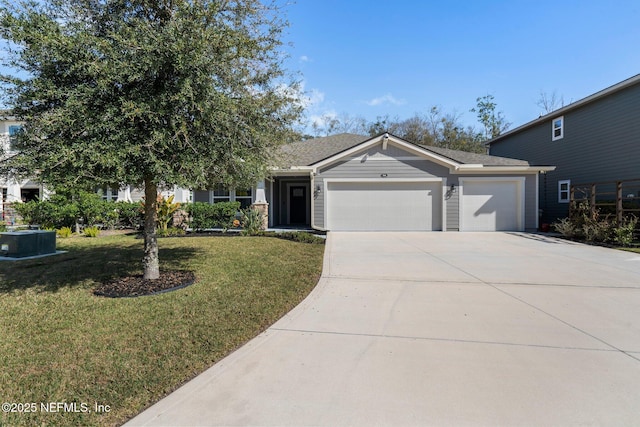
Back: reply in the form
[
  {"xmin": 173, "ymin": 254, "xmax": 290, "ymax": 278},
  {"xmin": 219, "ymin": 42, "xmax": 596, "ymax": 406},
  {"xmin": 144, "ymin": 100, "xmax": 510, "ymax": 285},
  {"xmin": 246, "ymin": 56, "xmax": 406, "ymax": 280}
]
[
  {"xmin": 327, "ymin": 181, "xmax": 441, "ymax": 231},
  {"xmin": 461, "ymin": 180, "xmax": 522, "ymax": 232}
]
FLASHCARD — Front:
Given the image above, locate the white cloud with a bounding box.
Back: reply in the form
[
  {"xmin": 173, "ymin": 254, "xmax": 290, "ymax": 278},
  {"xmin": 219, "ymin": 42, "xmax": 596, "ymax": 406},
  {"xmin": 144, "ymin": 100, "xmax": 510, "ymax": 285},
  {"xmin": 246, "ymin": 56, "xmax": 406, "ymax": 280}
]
[
  {"xmin": 275, "ymin": 81, "xmax": 324, "ymax": 110},
  {"xmin": 310, "ymin": 110, "xmax": 337, "ymax": 128},
  {"xmin": 306, "ymin": 88, "xmax": 325, "ymax": 106},
  {"xmin": 366, "ymin": 93, "xmax": 406, "ymax": 106},
  {"xmin": 292, "ymin": 81, "xmax": 324, "ymax": 109},
  {"xmin": 299, "ymin": 55, "xmax": 311, "ymax": 63}
]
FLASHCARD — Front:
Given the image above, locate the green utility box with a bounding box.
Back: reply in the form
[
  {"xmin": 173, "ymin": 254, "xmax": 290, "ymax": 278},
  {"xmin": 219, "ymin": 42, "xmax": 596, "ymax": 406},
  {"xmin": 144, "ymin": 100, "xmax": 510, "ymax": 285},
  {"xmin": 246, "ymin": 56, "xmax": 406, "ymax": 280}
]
[{"xmin": 0, "ymin": 231, "xmax": 57, "ymax": 258}]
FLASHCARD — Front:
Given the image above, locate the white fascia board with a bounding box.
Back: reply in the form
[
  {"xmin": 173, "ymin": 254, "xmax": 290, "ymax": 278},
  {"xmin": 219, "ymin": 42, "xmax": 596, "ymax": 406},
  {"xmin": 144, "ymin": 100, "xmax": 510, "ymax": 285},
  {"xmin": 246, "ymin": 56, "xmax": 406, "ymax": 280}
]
[
  {"xmin": 487, "ymin": 74, "xmax": 640, "ymax": 145},
  {"xmin": 268, "ymin": 167, "xmax": 313, "ymax": 176},
  {"xmin": 455, "ymin": 164, "xmax": 484, "ymax": 169},
  {"xmin": 452, "ymin": 166, "xmax": 556, "ymax": 174},
  {"xmin": 311, "ymin": 134, "xmax": 461, "ymax": 173}
]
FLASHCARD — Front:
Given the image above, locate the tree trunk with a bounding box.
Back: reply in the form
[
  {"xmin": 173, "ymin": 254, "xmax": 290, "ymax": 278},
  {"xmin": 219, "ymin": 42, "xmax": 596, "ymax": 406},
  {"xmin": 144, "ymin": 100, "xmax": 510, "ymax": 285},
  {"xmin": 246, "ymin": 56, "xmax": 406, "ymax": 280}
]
[{"xmin": 143, "ymin": 177, "xmax": 160, "ymax": 280}]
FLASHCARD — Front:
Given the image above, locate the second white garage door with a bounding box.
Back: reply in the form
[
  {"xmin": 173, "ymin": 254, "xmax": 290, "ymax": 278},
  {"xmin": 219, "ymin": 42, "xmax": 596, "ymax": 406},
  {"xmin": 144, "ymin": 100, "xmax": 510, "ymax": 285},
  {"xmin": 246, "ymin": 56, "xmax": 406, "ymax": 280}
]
[
  {"xmin": 326, "ymin": 180, "xmax": 442, "ymax": 231},
  {"xmin": 459, "ymin": 178, "xmax": 524, "ymax": 231}
]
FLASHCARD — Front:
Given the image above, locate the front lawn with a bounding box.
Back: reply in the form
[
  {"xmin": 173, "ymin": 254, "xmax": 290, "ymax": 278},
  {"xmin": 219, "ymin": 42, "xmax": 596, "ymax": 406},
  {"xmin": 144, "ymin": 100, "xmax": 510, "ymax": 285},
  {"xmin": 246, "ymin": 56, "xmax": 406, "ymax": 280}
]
[
  {"xmin": 621, "ymin": 247, "xmax": 640, "ymax": 254},
  {"xmin": 0, "ymin": 234, "xmax": 325, "ymax": 427}
]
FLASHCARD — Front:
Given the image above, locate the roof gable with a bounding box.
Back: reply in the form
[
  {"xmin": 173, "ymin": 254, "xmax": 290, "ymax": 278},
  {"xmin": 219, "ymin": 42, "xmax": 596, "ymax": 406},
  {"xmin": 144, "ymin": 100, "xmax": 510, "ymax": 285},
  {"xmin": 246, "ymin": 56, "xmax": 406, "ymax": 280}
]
[
  {"xmin": 310, "ymin": 133, "xmax": 461, "ymax": 171},
  {"xmin": 273, "ymin": 132, "xmax": 552, "ymax": 174}
]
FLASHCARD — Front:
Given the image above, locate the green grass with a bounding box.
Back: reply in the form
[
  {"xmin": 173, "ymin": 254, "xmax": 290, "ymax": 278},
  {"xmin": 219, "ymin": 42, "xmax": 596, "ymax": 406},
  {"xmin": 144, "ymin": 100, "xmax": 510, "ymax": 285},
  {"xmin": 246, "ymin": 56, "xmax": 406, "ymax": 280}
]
[
  {"xmin": 621, "ymin": 247, "xmax": 640, "ymax": 253},
  {"xmin": 0, "ymin": 234, "xmax": 324, "ymax": 427}
]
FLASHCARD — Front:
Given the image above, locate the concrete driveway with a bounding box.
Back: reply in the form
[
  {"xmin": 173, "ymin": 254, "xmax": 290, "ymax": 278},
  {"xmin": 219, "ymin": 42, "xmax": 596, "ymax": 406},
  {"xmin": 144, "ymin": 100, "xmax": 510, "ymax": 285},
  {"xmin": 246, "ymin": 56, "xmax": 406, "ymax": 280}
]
[{"xmin": 126, "ymin": 232, "xmax": 640, "ymax": 426}]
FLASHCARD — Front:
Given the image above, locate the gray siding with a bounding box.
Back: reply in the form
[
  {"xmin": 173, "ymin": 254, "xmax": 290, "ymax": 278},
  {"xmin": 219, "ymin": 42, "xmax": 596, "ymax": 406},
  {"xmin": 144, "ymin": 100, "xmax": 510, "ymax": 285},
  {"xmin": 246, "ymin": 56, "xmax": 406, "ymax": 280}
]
[
  {"xmin": 525, "ymin": 174, "xmax": 538, "ymax": 229},
  {"xmin": 315, "ymin": 144, "xmax": 450, "ymax": 230},
  {"xmin": 314, "ymin": 179, "xmax": 324, "ymax": 228},
  {"xmin": 314, "ymin": 142, "xmax": 538, "ymax": 231},
  {"xmin": 490, "ymin": 81, "xmax": 640, "ymax": 223},
  {"xmin": 446, "ymin": 191, "xmax": 459, "ymax": 231}
]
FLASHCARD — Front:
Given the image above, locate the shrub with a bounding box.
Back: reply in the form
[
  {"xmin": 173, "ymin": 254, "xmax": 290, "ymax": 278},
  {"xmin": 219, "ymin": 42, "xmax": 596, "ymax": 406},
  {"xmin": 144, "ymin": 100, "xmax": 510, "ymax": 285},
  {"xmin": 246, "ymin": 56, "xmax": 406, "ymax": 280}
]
[
  {"xmin": 115, "ymin": 201, "xmax": 144, "ymax": 229},
  {"xmin": 156, "ymin": 227, "xmax": 186, "ymax": 238},
  {"xmin": 10, "ymin": 199, "xmax": 78, "ymax": 229},
  {"xmin": 10, "ymin": 192, "xmax": 140, "ymax": 230},
  {"xmin": 83, "ymin": 226, "xmax": 100, "ymax": 237},
  {"xmin": 273, "ymin": 231, "xmax": 325, "ymax": 244},
  {"xmin": 11, "ymin": 200, "xmax": 37, "ymax": 225},
  {"xmin": 613, "ymin": 216, "xmax": 638, "ymax": 247},
  {"xmin": 76, "ymin": 191, "xmax": 119, "ymax": 227},
  {"xmin": 46, "ymin": 194, "xmax": 79, "ymax": 228},
  {"xmin": 240, "ymin": 207, "xmax": 263, "ymax": 236},
  {"xmin": 155, "ymin": 194, "xmax": 181, "ymax": 232},
  {"xmin": 0, "ymin": 222, "xmax": 7, "ymax": 232},
  {"xmin": 56, "ymin": 226, "xmax": 73, "ymax": 238},
  {"xmin": 555, "ymin": 202, "xmax": 638, "ymax": 247},
  {"xmin": 552, "ymin": 218, "xmax": 577, "ymax": 238},
  {"xmin": 184, "ymin": 202, "xmax": 241, "ymax": 231},
  {"xmin": 582, "ymin": 215, "xmax": 615, "ymax": 243}
]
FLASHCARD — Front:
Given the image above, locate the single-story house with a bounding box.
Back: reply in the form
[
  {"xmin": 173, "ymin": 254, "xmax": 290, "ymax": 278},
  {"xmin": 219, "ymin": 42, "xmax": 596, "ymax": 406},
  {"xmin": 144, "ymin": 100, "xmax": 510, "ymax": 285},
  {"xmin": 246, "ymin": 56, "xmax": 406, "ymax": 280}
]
[
  {"xmin": 3, "ymin": 119, "xmax": 554, "ymax": 231},
  {"xmin": 196, "ymin": 133, "xmax": 555, "ymax": 232}
]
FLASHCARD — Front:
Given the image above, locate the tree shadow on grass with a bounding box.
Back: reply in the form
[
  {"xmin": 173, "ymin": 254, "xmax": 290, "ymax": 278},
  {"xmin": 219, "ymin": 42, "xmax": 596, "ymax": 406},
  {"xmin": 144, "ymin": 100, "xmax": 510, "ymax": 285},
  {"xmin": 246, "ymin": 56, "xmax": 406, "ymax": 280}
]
[{"xmin": 0, "ymin": 244, "xmax": 201, "ymax": 294}]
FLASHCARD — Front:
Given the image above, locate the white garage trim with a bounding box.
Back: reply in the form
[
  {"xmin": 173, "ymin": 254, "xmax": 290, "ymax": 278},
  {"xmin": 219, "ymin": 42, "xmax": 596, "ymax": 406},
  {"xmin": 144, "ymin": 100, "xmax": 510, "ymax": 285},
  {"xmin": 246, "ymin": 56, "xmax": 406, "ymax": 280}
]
[
  {"xmin": 324, "ymin": 178, "xmax": 445, "ymax": 231},
  {"xmin": 459, "ymin": 177, "xmax": 525, "ymax": 232}
]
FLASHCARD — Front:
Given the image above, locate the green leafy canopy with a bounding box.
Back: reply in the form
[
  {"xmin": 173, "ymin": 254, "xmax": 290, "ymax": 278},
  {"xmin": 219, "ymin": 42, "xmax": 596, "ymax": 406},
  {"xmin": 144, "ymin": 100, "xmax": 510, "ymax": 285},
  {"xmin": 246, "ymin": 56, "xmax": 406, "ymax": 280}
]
[
  {"xmin": 0, "ymin": 0, "xmax": 303, "ymax": 280},
  {"xmin": 0, "ymin": 0, "xmax": 303, "ymax": 190}
]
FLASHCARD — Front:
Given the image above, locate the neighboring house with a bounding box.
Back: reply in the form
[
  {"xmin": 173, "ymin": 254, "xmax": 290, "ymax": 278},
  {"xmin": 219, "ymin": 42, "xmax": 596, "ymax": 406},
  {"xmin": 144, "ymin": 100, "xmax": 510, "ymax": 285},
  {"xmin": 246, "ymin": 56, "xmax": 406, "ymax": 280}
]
[
  {"xmin": 488, "ymin": 74, "xmax": 640, "ymax": 223},
  {"xmin": 0, "ymin": 116, "xmax": 191, "ymax": 223},
  {"xmin": 0, "ymin": 118, "xmax": 47, "ymax": 223},
  {"xmin": 205, "ymin": 133, "xmax": 553, "ymax": 232},
  {"xmin": 95, "ymin": 185, "xmax": 191, "ymax": 204}
]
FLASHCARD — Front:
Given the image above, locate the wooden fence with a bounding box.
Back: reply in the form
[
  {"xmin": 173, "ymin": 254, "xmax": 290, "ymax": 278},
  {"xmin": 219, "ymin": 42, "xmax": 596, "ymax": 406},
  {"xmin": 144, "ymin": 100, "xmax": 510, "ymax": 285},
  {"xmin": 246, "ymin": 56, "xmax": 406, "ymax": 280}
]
[{"xmin": 570, "ymin": 178, "xmax": 640, "ymax": 222}]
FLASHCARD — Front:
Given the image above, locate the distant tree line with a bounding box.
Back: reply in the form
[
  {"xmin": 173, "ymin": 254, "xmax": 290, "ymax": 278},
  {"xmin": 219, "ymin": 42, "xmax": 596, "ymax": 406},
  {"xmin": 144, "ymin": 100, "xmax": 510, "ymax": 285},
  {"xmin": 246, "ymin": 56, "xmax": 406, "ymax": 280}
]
[{"xmin": 301, "ymin": 95, "xmax": 510, "ymax": 153}]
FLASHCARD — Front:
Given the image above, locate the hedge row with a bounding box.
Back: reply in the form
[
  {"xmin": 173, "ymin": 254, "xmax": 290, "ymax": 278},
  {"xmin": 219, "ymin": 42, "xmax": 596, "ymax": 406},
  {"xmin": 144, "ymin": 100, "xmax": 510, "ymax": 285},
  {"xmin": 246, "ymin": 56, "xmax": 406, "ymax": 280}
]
[
  {"xmin": 183, "ymin": 201, "xmax": 241, "ymax": 231},
  {"xmin": 9, "ymin": 196, "xmax": 243, "ymax": 232},
  {"xmin": 10, "ymin": 193, "xmax": 143, "ymax": 229}
]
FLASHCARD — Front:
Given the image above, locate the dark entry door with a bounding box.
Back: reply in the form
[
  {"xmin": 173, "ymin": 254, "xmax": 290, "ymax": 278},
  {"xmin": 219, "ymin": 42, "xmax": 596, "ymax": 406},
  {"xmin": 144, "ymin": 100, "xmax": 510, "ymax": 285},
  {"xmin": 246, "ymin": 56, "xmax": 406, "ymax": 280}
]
[{"xmin": 289, "ymin": 186, "xmax": 307, "ymax": 224}]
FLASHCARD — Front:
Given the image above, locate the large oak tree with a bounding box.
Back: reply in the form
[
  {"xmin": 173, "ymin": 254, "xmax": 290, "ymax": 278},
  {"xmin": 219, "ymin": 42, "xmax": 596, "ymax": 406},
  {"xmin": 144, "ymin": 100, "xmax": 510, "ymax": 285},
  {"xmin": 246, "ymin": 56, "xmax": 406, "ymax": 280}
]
[{"xmin": 0, "ymin": 0, "xmax": 301, "ymax": 279}]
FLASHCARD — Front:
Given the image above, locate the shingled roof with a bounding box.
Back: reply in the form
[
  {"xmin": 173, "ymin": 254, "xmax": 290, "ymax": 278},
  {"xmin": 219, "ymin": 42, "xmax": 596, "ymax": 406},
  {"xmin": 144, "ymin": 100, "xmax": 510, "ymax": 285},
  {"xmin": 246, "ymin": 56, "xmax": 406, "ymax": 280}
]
[
  {"xmin": 276, "ymin": 133, "xmax": 367, "ymax": 167},
  {"xmin": 276, "ymin": 133, "xmax": 532, "ymax": 168},
  {"xmin": 418, "ymin": 145, "xmax": 530, "ymax": 166}
]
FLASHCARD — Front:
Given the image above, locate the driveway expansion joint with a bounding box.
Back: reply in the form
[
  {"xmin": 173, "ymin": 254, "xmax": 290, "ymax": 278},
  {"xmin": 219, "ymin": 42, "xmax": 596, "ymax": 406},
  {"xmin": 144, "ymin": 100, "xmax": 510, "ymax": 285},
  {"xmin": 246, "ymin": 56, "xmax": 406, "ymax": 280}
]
[{"xmin": 269, "ymin": 327, "xmax": 621, "ymax": 353}]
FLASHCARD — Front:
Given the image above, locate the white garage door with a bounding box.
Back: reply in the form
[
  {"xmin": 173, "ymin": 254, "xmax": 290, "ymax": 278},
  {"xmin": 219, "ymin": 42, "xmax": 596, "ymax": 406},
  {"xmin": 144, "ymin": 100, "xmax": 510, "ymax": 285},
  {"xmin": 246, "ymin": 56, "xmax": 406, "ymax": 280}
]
[
  {"xmin": 326, "ymin": 181, "xmax": 442, "ymax": 231},
  {"xmin": 460, "ymin": 179, "xmax": 524, "ymax": 231}
]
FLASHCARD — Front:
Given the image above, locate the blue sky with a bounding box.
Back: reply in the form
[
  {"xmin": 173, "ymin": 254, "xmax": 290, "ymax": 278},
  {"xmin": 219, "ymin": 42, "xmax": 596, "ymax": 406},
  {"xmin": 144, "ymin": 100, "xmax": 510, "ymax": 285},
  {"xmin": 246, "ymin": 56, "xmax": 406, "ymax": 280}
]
[{"xmin": 282, "ymin": 0, "xmax": 640, "ymax": 132}]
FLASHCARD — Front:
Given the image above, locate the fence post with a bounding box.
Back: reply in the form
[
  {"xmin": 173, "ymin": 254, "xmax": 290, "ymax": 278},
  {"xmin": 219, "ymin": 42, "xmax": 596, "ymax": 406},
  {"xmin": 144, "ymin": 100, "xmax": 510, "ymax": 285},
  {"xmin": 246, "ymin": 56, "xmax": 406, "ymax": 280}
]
[
  {"xmin": 569, "ymin": 185, "xmax": 575, "ymax": 217},
  {"xmin": 590, "ymin": 184, "xmax": 596, "ymax": 218},
  {"xmin": 617, "ymin": 181, "xmax": 623, "ymax": 223}
]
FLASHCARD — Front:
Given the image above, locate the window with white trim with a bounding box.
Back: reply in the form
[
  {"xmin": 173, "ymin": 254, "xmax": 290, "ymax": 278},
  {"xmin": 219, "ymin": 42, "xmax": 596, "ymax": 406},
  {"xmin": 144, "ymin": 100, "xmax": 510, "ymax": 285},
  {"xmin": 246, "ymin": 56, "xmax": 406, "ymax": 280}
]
[
  {"xmin": 552, "ymin": 116, "xmax": 564, "ymax": 141},
  {"xmin": 212, "ymin": 184, "xmax": 230, "ymax": 203},
  {"xmin": 211, "ymin": 185, "xmax": 253, "ymax": 207},
  {"xmin": 234, "ymin": 188, "xmax": 253, "ymax": 209},
  {"xmin": 8, "ymin": 125, "xmax": 22, "ymax": 151},
  {"xmin": 558, "ymin": 179, "xmax": 570, "ymax": 203},
  {"xmin": 97, "ymin": 186, "xmax": 119, "ymax": 201}
]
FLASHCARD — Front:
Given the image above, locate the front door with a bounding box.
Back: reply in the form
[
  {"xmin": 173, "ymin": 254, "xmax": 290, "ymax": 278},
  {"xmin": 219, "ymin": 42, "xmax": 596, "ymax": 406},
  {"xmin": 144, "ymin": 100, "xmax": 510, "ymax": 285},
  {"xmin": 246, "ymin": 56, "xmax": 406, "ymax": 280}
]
[{"xmin": 289, "ymin": 186, "xmax": 307, "ymax": 224}]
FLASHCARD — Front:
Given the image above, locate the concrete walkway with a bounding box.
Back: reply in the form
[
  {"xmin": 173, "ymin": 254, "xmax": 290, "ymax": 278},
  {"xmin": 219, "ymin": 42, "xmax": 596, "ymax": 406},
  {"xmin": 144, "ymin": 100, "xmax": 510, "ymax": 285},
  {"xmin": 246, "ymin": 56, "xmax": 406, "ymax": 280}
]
[{"xmin": 125, "ymin": 232, "xmax": 640, "ymax": 426}]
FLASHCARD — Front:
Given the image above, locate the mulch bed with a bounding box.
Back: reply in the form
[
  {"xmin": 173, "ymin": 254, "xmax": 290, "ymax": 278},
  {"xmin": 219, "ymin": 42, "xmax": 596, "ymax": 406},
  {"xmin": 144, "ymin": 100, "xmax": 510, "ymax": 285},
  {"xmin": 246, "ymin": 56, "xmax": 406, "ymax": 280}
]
[{"xmin": 94, "ymin": 270, "xmax": 196, "ymax": 298}]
